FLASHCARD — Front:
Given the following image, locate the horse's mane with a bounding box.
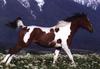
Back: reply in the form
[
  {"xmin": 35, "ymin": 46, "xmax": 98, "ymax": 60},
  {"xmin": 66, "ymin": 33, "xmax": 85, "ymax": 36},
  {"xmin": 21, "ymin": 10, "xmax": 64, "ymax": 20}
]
[
  {"xmin": 64, "ymin": 13, "xmax": 87, "ymax": 22},
  {"xmin": 55, "ymin": 13, "xmax": 86, "ymax": 27}
]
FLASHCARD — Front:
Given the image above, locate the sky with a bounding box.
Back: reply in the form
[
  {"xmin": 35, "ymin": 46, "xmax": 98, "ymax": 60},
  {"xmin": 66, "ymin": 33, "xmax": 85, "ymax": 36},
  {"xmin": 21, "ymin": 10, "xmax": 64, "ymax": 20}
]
[{"xmin": 0, "ymin": 0, "xmax": 100, "ymax": 52}]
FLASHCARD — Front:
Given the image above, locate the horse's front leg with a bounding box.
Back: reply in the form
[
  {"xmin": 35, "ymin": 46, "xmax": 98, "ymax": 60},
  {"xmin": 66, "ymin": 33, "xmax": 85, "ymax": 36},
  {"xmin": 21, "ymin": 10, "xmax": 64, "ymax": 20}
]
[{"xmin": 61, "ymin": 42, "xmax": 76, "ymax": 66}]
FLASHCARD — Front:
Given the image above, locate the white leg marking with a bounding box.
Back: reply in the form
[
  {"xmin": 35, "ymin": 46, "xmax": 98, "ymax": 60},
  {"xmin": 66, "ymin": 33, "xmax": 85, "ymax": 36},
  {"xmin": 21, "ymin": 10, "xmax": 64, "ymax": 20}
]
[
  {"xmin": 55, "ymin": 43, "xmax": 61, "ymax": 47},
  {"xmin": 6, "ymin": 55, "xmax": 15, "ymax": 65},
  {"xmin": 62, "ymin": 42, "xmax": 75, "ymax": 65},
  {"xmin": 53, "ymin": 49, "xmax": 60, "ymax": 64},
  {"xmin": 1, "ymin": 54, "xmax": 10, "ymax": 63}
]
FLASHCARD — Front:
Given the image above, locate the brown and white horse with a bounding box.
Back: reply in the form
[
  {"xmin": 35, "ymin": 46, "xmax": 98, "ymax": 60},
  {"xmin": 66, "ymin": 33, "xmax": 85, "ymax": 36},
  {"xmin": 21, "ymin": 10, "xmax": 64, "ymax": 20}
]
[{"xmin": 1, "ymin": 13, "xmax": 93, "ymax": 66}]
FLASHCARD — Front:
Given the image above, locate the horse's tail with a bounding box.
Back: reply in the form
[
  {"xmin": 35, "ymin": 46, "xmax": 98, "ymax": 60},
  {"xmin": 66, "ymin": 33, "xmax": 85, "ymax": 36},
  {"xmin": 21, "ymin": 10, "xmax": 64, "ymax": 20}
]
[{"xmin": 6, "ymin": 17, "xmax": 26, "ymax": 29}]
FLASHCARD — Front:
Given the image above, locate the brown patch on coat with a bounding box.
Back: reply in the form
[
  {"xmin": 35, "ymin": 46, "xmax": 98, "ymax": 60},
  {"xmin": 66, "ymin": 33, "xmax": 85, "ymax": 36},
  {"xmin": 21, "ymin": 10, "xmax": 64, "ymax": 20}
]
[
  {"xmin": 57, "ymin": 39, "xmax": 62, "ymax": 44},
  {"xmin": 67, "ymin": 18, "xmax": 82, "ymax": 47},
  {"xmin": 9, "ymin": 27, "xmax": 30, "ymax": 54},
  {"xmin": 50, "ymin": 28, "xmax": 54, "ymax": 32},
  {"xmin": 55, "ymin": 28, "xmax": 59, "ymax": 32},
  {"xmin": 30, "ymin": 28, "xmax": 55, "ymax": 47}
]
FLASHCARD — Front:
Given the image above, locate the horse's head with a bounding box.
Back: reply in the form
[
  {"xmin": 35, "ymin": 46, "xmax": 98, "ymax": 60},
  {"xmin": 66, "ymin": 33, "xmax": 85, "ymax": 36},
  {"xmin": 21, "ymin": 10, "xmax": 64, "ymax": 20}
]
[
  {"xmin": 64, "ymin": 13, "xmax": 93, "ymax": 33},
  {"xmin": 6, "ymin": 17, "xmax": 24, "ymax": 29},
  {"xmin": 79, "ymin": 13, "xmax": 93, "ymax": 33}
]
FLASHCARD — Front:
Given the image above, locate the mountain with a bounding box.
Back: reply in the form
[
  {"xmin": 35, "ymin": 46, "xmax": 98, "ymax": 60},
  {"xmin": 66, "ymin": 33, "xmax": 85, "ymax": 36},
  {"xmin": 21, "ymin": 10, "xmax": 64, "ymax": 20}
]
[
  {"xmin": 0, "ymin": 0, "xmax": 45, "ymax": 19},
  {"xmin": 0, "ymin": 0, "xmax": 100, "ymax": 52},
  {"xmin": 73, "ymin": 0, "xmax": 100, "ymax": 10}
]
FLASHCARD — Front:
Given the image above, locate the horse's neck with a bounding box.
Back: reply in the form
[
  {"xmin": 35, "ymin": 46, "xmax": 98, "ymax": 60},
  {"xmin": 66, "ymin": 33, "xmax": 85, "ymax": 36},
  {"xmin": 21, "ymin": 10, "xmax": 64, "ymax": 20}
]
[{"xmin": 70, "ymin": 20, "xmax": 81, "ymax": 37}]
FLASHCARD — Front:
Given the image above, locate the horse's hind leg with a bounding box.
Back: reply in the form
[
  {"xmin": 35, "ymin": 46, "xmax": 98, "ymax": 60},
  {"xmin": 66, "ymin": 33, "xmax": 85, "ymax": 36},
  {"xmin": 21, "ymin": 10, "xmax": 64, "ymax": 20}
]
[
  {"xmin": 1, "ymin": 54, "xmax": 11, "ymax": 63},
  {"xmin": 5, "ymin": 54, "xmax": 15, "ymax": 65},
  {"xmin": 0, "ymin": 44, "xmax": 22, "ymax": 65},
  {"xmin": 1, "ymin": 40, "xmax": 29, "ymax": 65}
]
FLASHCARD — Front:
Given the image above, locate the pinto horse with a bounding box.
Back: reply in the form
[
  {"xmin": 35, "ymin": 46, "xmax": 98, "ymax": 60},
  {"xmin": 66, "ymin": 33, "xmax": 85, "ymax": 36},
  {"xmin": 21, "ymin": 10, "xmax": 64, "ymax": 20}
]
[{"xmin": 1, "ymin": 13, "xmax": 93, "ymax": 66}]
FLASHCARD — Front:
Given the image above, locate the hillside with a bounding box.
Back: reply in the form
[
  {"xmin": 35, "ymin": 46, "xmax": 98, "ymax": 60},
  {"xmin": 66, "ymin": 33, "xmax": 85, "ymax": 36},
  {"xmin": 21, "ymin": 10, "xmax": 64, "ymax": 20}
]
[{"xmin": 0, "ymin": 52, "xmax": 100, "ymax": 69}]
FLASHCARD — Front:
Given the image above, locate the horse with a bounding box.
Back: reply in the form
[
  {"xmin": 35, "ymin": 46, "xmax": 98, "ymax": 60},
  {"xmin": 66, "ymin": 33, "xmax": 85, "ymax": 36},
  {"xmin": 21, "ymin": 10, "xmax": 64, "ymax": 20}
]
[{"xmin": 1, "ymin": 13, "xmax": 93, "ymax": 66}]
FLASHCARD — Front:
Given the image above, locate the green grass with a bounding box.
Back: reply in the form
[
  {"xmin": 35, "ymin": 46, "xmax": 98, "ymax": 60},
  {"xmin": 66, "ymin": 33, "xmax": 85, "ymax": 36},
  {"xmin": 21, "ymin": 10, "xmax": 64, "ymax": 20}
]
[{"xmin": 0, "ymin": 53, "xmax": 100, "ymax": 69}]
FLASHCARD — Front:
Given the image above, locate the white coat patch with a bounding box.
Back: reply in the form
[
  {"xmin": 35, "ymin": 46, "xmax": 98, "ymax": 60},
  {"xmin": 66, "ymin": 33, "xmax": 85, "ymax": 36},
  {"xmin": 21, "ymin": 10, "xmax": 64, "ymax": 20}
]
[
  {"xmin": 54, "ymin": 22, "xmax": 71, "ymax": 45},
  {"xmin": 17, "ymin": 20, "xmax": 25, "ymax": 28},
  {"xmin": 23, "ymin": 26, "xmax": 35, "ymax": 43},
  {"xmin": 23, "ymin": 26, "xmax": 52, "ymax": 43},
  {"xmin": 23, "ymin": 21, "xmax": 71, "ymax": 44}
]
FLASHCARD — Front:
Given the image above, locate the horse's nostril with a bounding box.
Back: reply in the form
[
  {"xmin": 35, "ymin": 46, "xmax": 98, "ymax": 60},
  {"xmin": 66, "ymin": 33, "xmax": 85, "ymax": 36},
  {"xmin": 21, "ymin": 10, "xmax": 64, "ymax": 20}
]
[
  {"xmin": 91, "ymin": 28, "xmax": 94, "ymax": 32},
  {"xmin": 89, "ymin": 27, "xmax": 94, "ymax": 33}
]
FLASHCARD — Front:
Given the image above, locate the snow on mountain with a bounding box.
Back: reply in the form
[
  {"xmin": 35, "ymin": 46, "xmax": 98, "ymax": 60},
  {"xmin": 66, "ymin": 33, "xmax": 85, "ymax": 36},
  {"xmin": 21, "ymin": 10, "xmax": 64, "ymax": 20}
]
[
  {"xmin": 17, "ymin": 0, "xmax": 30, "ymax": 8},
  {"xmin": 73, "ymin": 0, "xmax": 100, "ymax": 10},
  {"xmin": 0, "ymin": 0, "xmax": 99, "ymax": 18},
  {"xmin": 0, "ymin": 0, "xmax": 7, "ymax": 7},
  {"xmin": 17, "ymin": 0, "xmax": 36, "ymax": 19},
  {"xmin": 0, "ymin": 0, "xmax": 45, "ymax": 19},
  {"xmin": 35, "ymin": 0, "xmax": 45, "ymax": 11}
]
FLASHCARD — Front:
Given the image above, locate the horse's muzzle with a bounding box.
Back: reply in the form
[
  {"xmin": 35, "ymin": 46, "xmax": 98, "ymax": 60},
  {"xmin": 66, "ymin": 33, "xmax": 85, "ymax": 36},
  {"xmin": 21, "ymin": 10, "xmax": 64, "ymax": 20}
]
[{"xmin": 89, "ymin": 26, "xmax": 94, "ymax": 33}]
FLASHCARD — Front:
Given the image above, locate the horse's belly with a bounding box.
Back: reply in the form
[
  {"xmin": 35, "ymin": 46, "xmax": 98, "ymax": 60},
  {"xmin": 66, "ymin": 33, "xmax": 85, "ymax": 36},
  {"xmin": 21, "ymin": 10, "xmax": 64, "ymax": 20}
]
[{"xmin": 35, "ymin": 40, "xmax": 56, "ymax": 48}]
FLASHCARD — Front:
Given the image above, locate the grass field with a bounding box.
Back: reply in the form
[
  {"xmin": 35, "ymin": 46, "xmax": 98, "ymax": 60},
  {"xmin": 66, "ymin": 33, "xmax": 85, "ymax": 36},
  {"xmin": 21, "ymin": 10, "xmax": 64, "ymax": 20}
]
[{"xmin": 0, "ymin": 52, "xmax": 100, "ymax": 69}]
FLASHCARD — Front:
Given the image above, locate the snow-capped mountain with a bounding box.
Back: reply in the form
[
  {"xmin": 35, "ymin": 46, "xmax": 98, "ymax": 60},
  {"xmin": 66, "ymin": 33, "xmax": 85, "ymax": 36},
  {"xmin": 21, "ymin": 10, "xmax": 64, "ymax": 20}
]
[
  {"xmin": 73, "ymin": 0, "xmax": 100, "ymax": 10},
  {"xmin": 35, "ymin": 0, "xmax": 45, "ymax": 11},
  {"xmin": 0, "ymin": 0, "xmax": 45, "ymax": 19},
  {"xmin": 1, "ymin": 0, "xmax": 100, "ymax": 10},
  {"xmin": 0, "ymin": 0, "xmax": 100, "ymax": 18},
  {"xmin": 0, "ymin": 0, "xmax": 7, "ymax": 7}
]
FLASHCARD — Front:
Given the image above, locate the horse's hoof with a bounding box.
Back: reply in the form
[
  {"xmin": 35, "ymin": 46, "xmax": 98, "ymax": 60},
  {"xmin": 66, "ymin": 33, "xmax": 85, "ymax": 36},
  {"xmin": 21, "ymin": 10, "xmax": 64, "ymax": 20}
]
[
  {"xmin": 70, "ymin": 62, "xmax": 77, "ymax": 67},
  {"xmin": 52, "ymin": 63, "xmax": 56, "ymax": 67},
  {"xmin": 71, "ymin": 64, "xmax": 76, "ymax": 67},
  {"xmin": 0, "ymin": 60, "xmax": 5, "ymax": 64},
  {"xmin": 5, "ymin": 63, "xmax": 10, "ymax": 66},
  {"xmin": 0, "ymin": 61, "xmax": 7, "ymax": 66}
]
